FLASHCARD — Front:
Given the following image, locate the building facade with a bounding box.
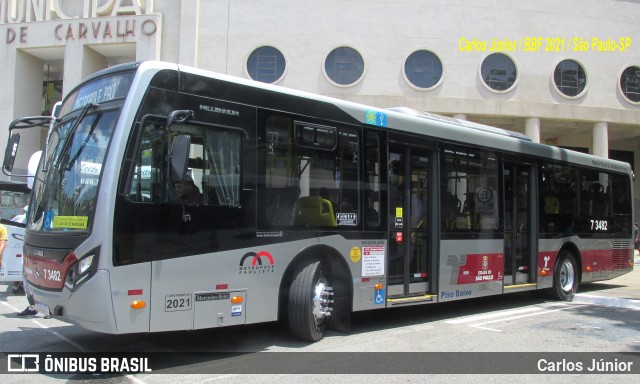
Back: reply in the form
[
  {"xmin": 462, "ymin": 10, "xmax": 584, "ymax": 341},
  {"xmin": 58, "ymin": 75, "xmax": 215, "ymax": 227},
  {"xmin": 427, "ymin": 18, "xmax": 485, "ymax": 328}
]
[{"xmin": 1, "ymin": 0, "xmax": 639, "ymax": 207}]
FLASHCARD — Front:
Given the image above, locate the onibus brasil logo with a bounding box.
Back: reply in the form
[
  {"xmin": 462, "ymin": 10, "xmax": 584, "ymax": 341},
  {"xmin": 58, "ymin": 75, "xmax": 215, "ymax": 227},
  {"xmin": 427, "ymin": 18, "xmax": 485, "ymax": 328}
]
[{"xmin": 239, "ymin": 251, "xmax": 275, "ymax": 275}]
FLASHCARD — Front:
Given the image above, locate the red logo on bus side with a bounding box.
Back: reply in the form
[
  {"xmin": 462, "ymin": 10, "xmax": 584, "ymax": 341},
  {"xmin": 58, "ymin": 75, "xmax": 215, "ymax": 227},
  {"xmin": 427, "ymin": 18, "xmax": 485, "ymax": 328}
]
[
  {"xmin": 239, "ymin": 251, "xmax": 275, "ymax": 275},
  {"xmin": 240, "ymin": 251, "xmax": 274, "ymax": 266}
]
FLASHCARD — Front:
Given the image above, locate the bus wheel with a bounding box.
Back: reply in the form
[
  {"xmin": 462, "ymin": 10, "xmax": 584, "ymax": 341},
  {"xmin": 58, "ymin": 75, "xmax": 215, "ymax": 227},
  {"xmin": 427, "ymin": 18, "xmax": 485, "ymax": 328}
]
[
  {"xmin": 549, "ymin": 251, "xmax": 578, "ymax": 301},
  {"xmin": 288, "ymin": 259, "xmax": 334, "ymax": 342}
]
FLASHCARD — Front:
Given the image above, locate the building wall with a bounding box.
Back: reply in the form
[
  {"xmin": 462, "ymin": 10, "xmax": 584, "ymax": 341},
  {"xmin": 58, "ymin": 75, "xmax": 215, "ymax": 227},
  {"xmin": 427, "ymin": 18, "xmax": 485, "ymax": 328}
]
[
  {"xmin": 0, "ymin": 0, "xmax": 639, "ymax": 208},
  {"xmin": 206, "ymin": 1, "xmax": 639, "ymax": 121}
]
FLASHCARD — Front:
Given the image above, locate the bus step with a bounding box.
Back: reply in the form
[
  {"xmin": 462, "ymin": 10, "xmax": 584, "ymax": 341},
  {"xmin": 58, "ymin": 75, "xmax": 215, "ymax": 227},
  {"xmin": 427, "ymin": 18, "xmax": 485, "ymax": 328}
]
[
  {"xmin": 503, "ymin": 283, "xmax": 537, "ymax": 293},
  {"xmin": 387, "ymin": 294, "xmax": 437, "ymax": 306}
]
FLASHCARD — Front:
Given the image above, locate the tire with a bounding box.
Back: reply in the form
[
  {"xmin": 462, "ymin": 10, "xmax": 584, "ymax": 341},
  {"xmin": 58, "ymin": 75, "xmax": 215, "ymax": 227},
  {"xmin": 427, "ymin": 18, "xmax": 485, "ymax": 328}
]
[
  {"xmin": 548, "ymin": 251, "xmax": 578, "ymax": 301},
  {"xmin": 288, "ymin": 259, "xmax": 334, "ymax": 342}
]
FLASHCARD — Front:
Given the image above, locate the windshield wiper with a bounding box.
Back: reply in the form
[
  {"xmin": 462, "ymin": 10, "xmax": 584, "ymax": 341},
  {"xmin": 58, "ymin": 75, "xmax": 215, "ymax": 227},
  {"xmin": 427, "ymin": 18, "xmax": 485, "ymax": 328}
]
[
  {"xmin": 53, "ymin": 103, "xmax": 98, "ymax": 170},
  {"xmin": 63, "ymin": 116, "xmax": 100, "ymax": 171}
]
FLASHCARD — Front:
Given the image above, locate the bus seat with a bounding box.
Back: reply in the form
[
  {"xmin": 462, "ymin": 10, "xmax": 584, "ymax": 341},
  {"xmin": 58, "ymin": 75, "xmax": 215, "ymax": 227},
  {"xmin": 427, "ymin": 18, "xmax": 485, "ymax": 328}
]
[{"xmin": 297, "ymin": 196, "xmax": 336, "ymax": 227}]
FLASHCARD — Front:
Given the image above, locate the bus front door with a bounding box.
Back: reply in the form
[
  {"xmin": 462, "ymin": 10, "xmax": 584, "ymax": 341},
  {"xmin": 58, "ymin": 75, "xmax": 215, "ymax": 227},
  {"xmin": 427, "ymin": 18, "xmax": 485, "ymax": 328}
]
[
  {"xmin": 387, "ymin": 145, "xmax": 430, "ymax": 298},
  {"xmin": 503, "ymin": 162, "xmax": 536, "ymax": 286}
]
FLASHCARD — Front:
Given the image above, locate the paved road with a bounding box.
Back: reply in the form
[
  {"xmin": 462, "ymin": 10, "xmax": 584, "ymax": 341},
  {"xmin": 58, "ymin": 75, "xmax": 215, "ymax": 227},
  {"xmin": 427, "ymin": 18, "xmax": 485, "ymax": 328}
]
[{"xmin": 1, "ymin": 256, "xmax": 638, "ymax": 383}]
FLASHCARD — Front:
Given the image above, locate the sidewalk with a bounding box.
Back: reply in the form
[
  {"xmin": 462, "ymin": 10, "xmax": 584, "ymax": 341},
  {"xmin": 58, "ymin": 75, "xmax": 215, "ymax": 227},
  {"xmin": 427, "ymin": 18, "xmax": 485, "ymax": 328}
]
[{"xmin": 573, "ymin": 255, "xmax": 640, "ymax": 308}]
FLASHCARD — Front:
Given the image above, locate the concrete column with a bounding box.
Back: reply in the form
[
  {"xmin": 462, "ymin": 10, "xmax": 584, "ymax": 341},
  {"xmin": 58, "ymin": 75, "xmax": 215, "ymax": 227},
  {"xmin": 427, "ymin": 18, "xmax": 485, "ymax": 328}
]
[
  {"xmin": 593, "ymin": 122, "xmax": 609, "ymax": 158},
  {"xmin": 525, "ymin": 117, "xmax": 541, "ymax": 143},
  {"xmin": 452, "ymin": 114, "xmax": 467, "ymax": 121},
  {"xmin": 81, "ymin": 46, "xmax": 107, "ymax": 81},
  {"xmin": 136, "ymin": 15, "xmax": 163, "ymax": 61},
  {"xmin": 62, "ymin": 42, "xmax": 105, "ymax": 98},
  {"xmin": 11, "ymin": 51, "xmax": 44, "ymax": 175},
  {"xmin": 0, "ymin": 45, "xmax": 18, "ymax": 181},
  {"xmin": 179, "ymin": 0, "xmax": 200, "ymax": 66}
]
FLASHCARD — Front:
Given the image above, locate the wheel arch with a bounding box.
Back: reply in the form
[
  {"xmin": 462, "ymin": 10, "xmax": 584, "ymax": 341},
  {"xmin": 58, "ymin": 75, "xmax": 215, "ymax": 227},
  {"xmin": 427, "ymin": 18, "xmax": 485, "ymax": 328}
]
[{"xmin": 558, "ymin": 241, "xmax": 583, "ymax": 283}]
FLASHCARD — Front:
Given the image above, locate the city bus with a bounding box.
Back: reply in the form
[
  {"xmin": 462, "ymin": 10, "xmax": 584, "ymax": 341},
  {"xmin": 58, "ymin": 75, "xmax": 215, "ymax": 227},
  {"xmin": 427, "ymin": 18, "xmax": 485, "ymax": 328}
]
[
  {"xmin": 3, "ymin": 61, "xmax": 634, "ymax": 342},
  {"xmin": 0, "ymin": 181, "xmax": 30, "ymax": 288}
]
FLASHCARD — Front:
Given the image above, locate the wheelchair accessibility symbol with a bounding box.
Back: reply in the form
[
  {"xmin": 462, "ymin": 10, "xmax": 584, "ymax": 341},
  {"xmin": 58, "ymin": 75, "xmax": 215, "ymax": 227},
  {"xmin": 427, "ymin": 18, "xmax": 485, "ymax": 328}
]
[{"xmin": 374, "ymin": 288, "xmax": 385, "ymax": 305}]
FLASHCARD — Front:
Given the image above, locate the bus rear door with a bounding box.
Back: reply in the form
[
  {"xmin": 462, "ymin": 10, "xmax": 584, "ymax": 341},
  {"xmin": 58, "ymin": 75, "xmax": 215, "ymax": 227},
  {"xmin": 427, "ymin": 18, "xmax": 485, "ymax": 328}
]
[
  {"xmin": 387, "ymin": 143, "xmax": 434, "ymax": 301},
  {"xmin": 503, "ymin": 161, "xmax": 537, "ymax": 288}
]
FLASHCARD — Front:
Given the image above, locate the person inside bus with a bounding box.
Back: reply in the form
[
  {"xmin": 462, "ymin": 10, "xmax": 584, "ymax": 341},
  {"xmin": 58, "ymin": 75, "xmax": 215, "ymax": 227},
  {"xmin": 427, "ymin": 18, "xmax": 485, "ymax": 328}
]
[{"xmin": 174, "ymin": 176, "xmax": 203, "ymax": 205}]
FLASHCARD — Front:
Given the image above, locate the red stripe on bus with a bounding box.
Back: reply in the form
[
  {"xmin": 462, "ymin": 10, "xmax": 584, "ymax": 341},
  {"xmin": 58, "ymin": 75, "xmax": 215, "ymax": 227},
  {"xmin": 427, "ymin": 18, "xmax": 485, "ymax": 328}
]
[{"xmin": 24, "ymin": 253, "xmax": 77, "ymax": 290}]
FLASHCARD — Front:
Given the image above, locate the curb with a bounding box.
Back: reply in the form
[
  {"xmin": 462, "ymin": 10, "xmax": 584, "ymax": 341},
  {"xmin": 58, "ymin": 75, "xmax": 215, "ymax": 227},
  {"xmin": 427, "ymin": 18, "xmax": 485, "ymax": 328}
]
[{"xmin": 573, "ymin": 294, "xmax": 640, "ymax": 310}]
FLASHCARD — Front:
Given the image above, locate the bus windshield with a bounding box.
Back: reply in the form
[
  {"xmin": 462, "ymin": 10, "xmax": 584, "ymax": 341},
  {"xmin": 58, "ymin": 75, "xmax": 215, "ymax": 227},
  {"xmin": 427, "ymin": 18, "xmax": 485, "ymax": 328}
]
[
  {"xmin": 27, "ymin": 71, "xmax": 135, "ymax": 233},
  {"xmin": 28, "ymin": 108, "xmax": 118, "ymax": 232}
]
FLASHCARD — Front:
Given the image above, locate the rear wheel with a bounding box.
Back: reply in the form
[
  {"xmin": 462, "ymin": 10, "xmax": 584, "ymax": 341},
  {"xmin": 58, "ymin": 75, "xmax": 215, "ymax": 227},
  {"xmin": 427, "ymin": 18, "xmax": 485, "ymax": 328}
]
[
  {"xmin": 288, "ymin": 259, "xmax": 334, "ymax": 342},
  {"xmin": 548, "ymin": 251, "xmax": 578, "ymax": 301}
]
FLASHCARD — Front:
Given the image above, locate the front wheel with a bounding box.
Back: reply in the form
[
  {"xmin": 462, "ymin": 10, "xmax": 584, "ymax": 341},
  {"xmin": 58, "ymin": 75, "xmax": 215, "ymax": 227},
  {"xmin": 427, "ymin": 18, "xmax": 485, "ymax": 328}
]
[
  {"xmin": 288, "ymin": 259, "xmax": 334, "ymax": 342},
  {"xmin": 548, "ymin": 251, "xmax": 578, "ymax": 301}
]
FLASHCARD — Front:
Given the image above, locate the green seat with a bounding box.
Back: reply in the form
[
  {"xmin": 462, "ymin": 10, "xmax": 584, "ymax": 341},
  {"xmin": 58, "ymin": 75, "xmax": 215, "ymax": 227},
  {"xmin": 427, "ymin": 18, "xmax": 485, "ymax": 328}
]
[{"xmin": 297, "ymin": 196, "xmax": 336, "ymax": 227}]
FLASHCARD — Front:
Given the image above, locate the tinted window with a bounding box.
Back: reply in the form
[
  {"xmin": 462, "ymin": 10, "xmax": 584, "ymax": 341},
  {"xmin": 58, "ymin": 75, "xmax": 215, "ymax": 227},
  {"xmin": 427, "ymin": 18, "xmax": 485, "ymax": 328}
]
[
  {"xmin": 246, "ymin": 46, "xmax": 287, "ymax": 84},
  {"xmin": 262, "ymin": 115, "xmax": 360, "ymax": 228},
  {"xmin": 324, "ymin": 47, "xmax": 365, "ymax": 86},
  {"xmin": 539, "ymin": 163, "xmax": 578, "ymax": 236},
  {"xmin": 129, "ymin": 117, "xmax": 242, "ymax": 207},
  {"xmin": 404, "ymin": 50, "xmax": 443, "ymax": 89},
  {"xmin": 481, "ymin": 53, "xmax": 517, "ymax": 91},
  {"xmin": 441, "ymin": 146, "xmax": 499, "ymax": 237},
  {"xmin": 620, "ymin": 65, "xmax": 640, "ymax": 103},
  {"xmin": 554, "ymin": 59, "xmax": 587, "ymax": 97}
]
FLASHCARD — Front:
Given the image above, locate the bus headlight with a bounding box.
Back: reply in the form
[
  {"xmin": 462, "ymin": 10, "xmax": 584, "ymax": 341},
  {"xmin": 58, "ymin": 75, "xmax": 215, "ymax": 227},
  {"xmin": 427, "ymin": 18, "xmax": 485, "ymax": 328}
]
[
  {"xmin": 78, "ymin": 255, "xmax": 94, "ymax": 275},
  {"xmin": 64, "ymin": 249, "xmax": 100, "ymax": 290}
]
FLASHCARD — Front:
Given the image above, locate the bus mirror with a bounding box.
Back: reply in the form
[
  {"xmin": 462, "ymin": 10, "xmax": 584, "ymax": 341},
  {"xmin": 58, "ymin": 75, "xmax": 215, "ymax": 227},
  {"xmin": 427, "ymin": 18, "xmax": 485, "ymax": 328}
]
[
  {"xmin": 3, "ymin": 132, "xmax": 21, "ymax": 174},
  {"xmin": 51, "ymin": 101, "xmax": 62, "ymax": 118},
  {"xmin": 169, "ymin": 135, "xmax": 191, "ymax": 183},
  {"xmin": 167, "ymin": 110, "xmax": 193, "ymax": 128}
]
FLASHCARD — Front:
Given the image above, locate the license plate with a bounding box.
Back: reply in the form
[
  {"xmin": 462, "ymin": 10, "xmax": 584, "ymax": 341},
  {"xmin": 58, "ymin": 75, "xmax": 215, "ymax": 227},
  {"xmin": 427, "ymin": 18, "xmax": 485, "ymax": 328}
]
[{"xmin": 34, "ymin": 301, "xmax": 50, "ymax": 317}]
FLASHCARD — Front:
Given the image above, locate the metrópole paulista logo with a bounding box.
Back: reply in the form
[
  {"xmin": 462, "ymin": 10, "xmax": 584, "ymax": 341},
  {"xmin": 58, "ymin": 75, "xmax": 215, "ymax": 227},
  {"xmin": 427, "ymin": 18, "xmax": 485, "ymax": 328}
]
[{"xmin": 239, "ymin": 251, "xmax": 275, "ymax": 275}]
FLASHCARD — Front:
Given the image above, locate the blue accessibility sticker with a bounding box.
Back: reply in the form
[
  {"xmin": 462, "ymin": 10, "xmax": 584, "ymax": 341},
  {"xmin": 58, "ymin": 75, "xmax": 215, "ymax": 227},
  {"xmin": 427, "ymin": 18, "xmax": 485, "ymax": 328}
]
[{"xmin": 374, "ymin": 288, "xmax": 385, "ymax": 305}]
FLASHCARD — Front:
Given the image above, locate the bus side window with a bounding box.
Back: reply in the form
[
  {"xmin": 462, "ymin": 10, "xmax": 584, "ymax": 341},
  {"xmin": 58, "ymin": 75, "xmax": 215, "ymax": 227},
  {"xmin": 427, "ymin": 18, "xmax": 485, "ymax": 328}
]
[
  {"xmin": 611, "ymin": 173, "xmax": 632, "ymax": 235},
  {"xmin": 365, "ymin": 132, "xmax": 381, "ymax": 228},
  {"xmin": 127, "ymin": 121, "xmax": 165, "ymax": 203},
  {"xmin": 441, "ymin": 146, "xmax": 498, "ymax": 236},
  {"xmin": 261, "ymin": 114, "xmax": 360, "ymax": 228}
]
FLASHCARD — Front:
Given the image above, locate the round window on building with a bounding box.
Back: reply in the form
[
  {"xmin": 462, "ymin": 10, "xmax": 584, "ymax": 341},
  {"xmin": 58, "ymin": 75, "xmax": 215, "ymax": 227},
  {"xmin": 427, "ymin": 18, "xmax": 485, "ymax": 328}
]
[
  {"xmin": 324, "ymin": 47, "xmax": 365, "ymax": 86},
  {"xmin": 620, "ymin": 65, "xmax": 640, "ymax": 104},
  {"xmin": 480, "ymin": 53, "xmax": 517, "ymax": 92},
  {"xmin": 553, "ymin": 59, "xmax": 587, "ymax": 97},
  {"xmin": 404, "ymin": 50, "xmax": 443, "ymax": 90},
  {"xmin": 246, "ymin": 46, "xmax": 286, "ymax": 84}
]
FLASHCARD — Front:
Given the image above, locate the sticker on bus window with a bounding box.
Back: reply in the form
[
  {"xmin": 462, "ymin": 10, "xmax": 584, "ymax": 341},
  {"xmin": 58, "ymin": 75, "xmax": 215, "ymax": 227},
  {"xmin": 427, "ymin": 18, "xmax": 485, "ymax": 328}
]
[
  {"xmin": 52, "ymin": 216, "xmax": 88, "ymax": 230},
  {"xmin": 395, "ymin": 207, "xmax": 403, "ymax": 228},
  {"xmin": 366, "ymin": 110, "xmax": 387, "ymax": 127},
  {"xmin": 336, "ymin": 213, "xmax": 358, "ymax": 226}
]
